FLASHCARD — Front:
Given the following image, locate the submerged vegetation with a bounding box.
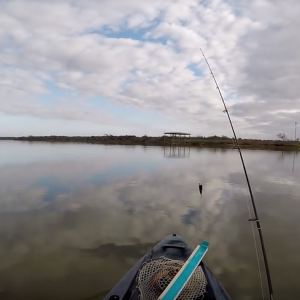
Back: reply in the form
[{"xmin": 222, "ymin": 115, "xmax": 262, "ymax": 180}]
[{"xmin": 1, "ymin": 135, "xmax": 300, "ymax": 151}]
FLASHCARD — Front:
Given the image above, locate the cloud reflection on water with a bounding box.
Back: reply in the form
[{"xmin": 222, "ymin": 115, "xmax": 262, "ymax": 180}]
[{"xmin": 0, "ymin": 142, "xmax": 299, "ymax": 299}]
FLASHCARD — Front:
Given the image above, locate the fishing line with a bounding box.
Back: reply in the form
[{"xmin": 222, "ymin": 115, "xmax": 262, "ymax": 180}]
[
  {"xmin": 200, "ymin": 49, "xmax": 274, "ymax": 300},
  {"xmin": 245, "ymin": 188, "xmax": 265, "ymax": 300}
]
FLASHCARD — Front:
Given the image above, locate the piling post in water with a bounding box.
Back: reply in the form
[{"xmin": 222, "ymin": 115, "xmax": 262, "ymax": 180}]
[{"xmin": 199, "ymin": 183, "xmax": 203, "ymax": 195}]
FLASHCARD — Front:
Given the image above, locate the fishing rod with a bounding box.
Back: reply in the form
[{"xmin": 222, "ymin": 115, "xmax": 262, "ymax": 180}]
[{"xmin": 200, "ymin": 49, "xmax": 274, "ymax": 300}]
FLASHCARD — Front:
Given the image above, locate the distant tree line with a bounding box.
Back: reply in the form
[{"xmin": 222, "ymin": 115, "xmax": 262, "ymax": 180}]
[{"xmin": 0, "ymin": 134, "xmax": 299, "ymax": 151}]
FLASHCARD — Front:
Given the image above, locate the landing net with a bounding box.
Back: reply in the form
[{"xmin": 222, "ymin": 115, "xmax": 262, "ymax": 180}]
[{"xmin": 136, "ymin": 257, "xmax": 207, "ymax": 300}]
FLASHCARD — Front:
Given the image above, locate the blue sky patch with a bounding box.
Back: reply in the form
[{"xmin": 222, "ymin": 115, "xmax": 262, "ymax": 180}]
[
  {"xmin": 188, "ymin": 63, "xmax": 202, "ymax": 77},
  {"xmin": 36, "ymin": 81, "xmax": 68, "ymax": 105},
  {"xmin": 88, "ymin": 21, "xmax": 167, "ymax": 45}
]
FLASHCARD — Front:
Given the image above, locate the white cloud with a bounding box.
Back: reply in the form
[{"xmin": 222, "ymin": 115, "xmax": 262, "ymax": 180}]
[{"xmin": 0, "ymin": 0, "xmax": 299, "ymax": 138}]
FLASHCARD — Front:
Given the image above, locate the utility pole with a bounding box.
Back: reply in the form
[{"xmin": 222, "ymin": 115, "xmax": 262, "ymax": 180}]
[{"xmin": 295, "ymin": 122, "xmax": 297, "ymax": 141}]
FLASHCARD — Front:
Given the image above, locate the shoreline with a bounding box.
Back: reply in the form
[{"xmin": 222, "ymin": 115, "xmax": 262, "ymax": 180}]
[{"xmin": 1, "ymin": 136, "xmax": 300, "ymax": 151}]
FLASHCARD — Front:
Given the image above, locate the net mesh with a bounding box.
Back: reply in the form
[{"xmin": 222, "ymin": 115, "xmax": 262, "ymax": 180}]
[{"xmin": 136, "ymin": 257, "xmax": 207, "ymax": 300}]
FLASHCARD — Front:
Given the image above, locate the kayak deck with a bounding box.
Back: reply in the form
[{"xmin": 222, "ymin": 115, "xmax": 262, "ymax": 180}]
[{"xmin": 104, "ymin": 234, "xmax": 232, "ymax": 300}]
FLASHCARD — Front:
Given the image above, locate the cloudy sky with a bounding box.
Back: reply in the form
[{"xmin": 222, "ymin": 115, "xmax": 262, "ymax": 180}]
[{"xmin": 0, "ymin": 0, "xmax": 299, "ymax": 138}]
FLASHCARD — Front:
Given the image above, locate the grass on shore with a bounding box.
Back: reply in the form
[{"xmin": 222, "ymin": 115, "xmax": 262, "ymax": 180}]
[{"xmin": 1, "ymin": 135, "xmax": 300, "ymax": 151}]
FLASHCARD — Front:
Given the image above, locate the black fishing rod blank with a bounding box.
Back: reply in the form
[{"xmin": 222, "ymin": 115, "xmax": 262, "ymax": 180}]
[{"xmin": 200, "ymin": 49, "xmax": 274, "ymax": 300}]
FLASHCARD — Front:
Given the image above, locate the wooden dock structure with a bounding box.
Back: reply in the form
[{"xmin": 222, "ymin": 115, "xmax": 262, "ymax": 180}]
[{"xmin": 163, "ymin": 132, "xmax": 191, "ymax": 146}]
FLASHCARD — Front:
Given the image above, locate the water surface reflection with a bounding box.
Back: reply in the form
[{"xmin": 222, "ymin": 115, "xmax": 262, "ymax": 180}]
[{"xmin": 0, "ymin": 142, "xmax": 299, "ymax": 300}]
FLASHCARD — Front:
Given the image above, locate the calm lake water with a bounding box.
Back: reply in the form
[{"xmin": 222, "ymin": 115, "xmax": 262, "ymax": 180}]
[{"xmin": 0, "ymin": 141, "xmax": 299, "ymax": 300}]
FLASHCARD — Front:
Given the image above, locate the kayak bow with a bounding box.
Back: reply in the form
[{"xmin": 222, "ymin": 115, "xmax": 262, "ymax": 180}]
[{"xmin": 104, "ymin": 234, "xmax": 232, "ymax": 300}]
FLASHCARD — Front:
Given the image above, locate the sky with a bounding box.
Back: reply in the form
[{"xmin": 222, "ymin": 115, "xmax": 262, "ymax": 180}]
[{"xmin": 0, "ymin": 0, "xmax": 299, "ymax": 139}]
